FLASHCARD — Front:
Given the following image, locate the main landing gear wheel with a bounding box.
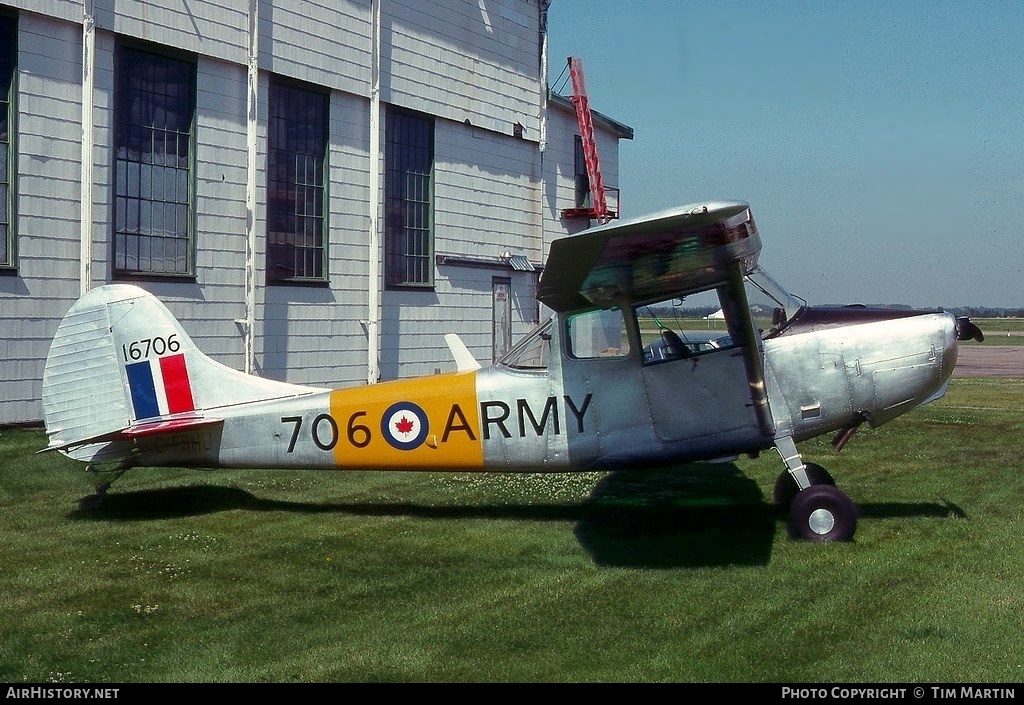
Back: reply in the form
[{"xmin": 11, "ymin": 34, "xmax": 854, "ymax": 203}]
[
  {"xmin": 773, "ymin": 462, "xmax": 835, "ymax": 510},
  {"xmin": 788, "ymin": 484, "xmax": 858, "ymax": 542}
]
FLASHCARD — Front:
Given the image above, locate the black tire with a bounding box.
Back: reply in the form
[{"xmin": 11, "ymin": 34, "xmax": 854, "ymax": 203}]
[
  {"xmin": 772, "ymin": 462, "xmax": 835, "ymax": 509},
  {"xmin": 788, "ymin": 484, "xmax": 858, "ymax": 542}
]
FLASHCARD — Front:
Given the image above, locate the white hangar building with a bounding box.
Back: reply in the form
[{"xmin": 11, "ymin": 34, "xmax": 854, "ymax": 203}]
[{"xmin": 0, "ymin": 0, "xmax": 632, "ymax": 426}]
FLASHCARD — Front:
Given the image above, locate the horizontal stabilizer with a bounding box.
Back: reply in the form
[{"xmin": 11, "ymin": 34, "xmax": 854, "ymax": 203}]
[
  {"xmin": 42, "ymin": 414, "xmax": 224, "ymax": 453},
  {"xmin": 117, "ymin": 414, "xmax": 224, "ymax": 439}
]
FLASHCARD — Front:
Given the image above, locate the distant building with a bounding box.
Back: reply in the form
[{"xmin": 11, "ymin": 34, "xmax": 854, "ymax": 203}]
[{"xmin": 0, "ymin": 0, "xmax": 632, "ymax": 425}]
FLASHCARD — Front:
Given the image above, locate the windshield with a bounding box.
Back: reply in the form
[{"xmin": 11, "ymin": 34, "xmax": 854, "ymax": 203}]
[{"xmin": 746, "ymin": 266, "xmax": 805, "ymax": 322}]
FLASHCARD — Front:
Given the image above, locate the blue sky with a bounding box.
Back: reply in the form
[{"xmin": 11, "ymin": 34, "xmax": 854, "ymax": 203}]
[{"xmin": 546, "ymin": 0, "xmax": 1024, "ymax": 308}]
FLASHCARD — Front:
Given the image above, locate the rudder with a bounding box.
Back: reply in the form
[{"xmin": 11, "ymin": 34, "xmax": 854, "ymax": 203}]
[{"xmin": 42, "ymin": 285, "xmax": 155, "ymax": 454}]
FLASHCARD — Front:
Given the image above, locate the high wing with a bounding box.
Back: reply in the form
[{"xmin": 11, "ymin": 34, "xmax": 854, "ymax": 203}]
[{"xmin": 537, "ymin": 200, "xmax": 761, "ymax": 312}]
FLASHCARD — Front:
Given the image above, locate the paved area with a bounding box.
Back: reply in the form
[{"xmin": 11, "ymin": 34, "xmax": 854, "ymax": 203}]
[{"xmin": 953, "ymin": 346, "xmax": 1024, "ymax": 378}]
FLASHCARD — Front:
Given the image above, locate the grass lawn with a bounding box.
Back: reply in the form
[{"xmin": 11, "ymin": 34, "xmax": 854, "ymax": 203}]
[
  {"xmin": 967, "ymin": 318, "xmax": 1024, "ymax": 346},
  {"xmin": 2, "ymin": 378, "xmax": 1023, "ymax": 683}
]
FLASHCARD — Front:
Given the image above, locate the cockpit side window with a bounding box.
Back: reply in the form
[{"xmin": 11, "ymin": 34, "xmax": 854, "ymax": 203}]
[
  {"xmin": 566, "ymin": 309, "xmax": 630, "ymax": 359},
  {"xmin": 636, "ymin": 294, "xmax": 738, "ymax": 365}
]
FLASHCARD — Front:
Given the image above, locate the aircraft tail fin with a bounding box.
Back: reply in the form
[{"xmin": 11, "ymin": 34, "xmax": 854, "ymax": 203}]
[{"xmin": 42, "ymin": 284, "xmax": 324, "ymax": 461}]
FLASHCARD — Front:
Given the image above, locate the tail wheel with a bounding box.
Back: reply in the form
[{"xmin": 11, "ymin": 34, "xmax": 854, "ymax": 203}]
[
  {"xmin": 773, "ymin": 462, "xmax": 835, "ymax": 510},
  {"xmin": 788, "ymin": 484, "xmax": 858, "ymax": 542}
]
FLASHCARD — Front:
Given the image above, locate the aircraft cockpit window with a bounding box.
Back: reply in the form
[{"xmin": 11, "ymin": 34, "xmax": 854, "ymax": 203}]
[
  {"xmin": 746, "ymin": 266, "xmax": 806, "ymax": 325},
  {"xmin": 566, "ymin": 309, "xmax": 630, "ymax": 360},
  {"xmin": 499, "ymin": 318, "xmax": 552, "ymax": 370},
  {"xmin": 638, "ymin": 296, "xmax": 737, "ymax": 365}
]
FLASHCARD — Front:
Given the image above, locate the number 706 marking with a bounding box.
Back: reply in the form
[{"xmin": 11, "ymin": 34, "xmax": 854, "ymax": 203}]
[{"xmin": 282, "ymin": 413, "xmax": 372, "ymax": 453}]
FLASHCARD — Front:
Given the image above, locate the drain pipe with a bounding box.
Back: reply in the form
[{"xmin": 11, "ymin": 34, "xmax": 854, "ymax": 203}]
[
  {"xmin": 537, "ymin": 0, "xmax": 550, "ymax": 279},
  {"xmin": 79, "ymin": 0, "xmax": 95, "ymax": 295},
  {"xmin": 240, "ymin": 0, "xmax": 258, "ymax": 374},
  {"xmin": 366, "ymin": 0, "xmax": 382, "ymax": 384}
]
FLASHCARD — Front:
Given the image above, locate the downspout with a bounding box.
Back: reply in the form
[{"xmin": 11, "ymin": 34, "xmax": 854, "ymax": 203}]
[
  {"xmin": 79, "ymin": 0, "xmax": 95, "ymax": 295},
  {"xmin": 536, "ymin": 0, "xmax": 550, "ymax": 312},
  {"xmin": 241, "ymin": 0, "xmax": 258, "ymax": 374},
  {"xmin": 539, "ymin": 1, "xmax": 549, "ymax": 165},
  {"xmin": 366, "ymin": 0, "xmax": 382, "ymax": 384}
]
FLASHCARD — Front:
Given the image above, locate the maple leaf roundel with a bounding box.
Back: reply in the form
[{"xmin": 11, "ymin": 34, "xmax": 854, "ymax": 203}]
[{"xmin": 380, "ymin": 401, "xmax": 429, "ymax": 451}]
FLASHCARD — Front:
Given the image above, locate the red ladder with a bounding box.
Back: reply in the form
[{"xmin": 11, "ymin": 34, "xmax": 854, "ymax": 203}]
[{"xmin": 564, "ymin": 57, "xmax": 613, "ymax": 224}]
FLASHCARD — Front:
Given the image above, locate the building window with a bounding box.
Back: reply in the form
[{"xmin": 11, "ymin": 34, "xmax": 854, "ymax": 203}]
[
  {"xmin": 574, "ymin": 135, "xmax": 590, "ymax": 209},
  {"xmin": 385, "ymin": 108, "xmax": 433, "ymax": 288},
  {"xmin": 266, "ymin": 78, "xmax": 328, "ymax": 283},
  {"xmin": 0, "ymin": 14, "xmax": 15, "ymax": 270},
  {"xmin": 114, "ymin": 45, "xmax": 195, "ymax": 276}
]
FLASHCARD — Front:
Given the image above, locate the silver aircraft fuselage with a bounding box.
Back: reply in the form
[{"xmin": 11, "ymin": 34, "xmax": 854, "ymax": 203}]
[{"xmin": 467, "ymin": 305, "xmax": 959, "ymax": 471}]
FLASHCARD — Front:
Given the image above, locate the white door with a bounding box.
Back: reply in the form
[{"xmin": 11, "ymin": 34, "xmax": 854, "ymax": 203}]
[{"xmin": 492, "ymin": 278, "xmax": 511, "ymax": 362}]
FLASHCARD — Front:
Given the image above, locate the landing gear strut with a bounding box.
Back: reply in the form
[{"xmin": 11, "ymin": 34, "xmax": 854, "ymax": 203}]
[
  {"xmin": 773, "ymin": 461, "xmax": 834, "ymax": 510},
  {"xmin": 773, "ymin": 436, "xmax": 858, "ymax": 542}
]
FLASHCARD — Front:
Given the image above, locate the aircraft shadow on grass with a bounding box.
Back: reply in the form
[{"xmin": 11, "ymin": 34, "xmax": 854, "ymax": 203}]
[{"xmin": 66, "ymin": 462, "xmax": 967, "ymax": 569}]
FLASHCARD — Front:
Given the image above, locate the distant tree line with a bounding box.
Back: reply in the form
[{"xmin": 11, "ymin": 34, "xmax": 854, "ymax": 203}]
[
  {"xmin": 940, "ymin": 306, "xmax": 1020, "ymax": 318},
  {"xmin": 672, "ymin": 304, "xmax": 1024, "ymax": 318}
]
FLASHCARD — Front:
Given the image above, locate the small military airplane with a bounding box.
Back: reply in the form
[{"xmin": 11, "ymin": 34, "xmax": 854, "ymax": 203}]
[{"xmin": 41, "ymin": 200, "xmax": 983, "ymax": 541}]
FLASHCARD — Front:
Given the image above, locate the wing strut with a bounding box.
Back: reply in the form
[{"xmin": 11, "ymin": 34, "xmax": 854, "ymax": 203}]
[{"xmin": 723, "ymin": 261, "xmax": 774, "ymax": 439}]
